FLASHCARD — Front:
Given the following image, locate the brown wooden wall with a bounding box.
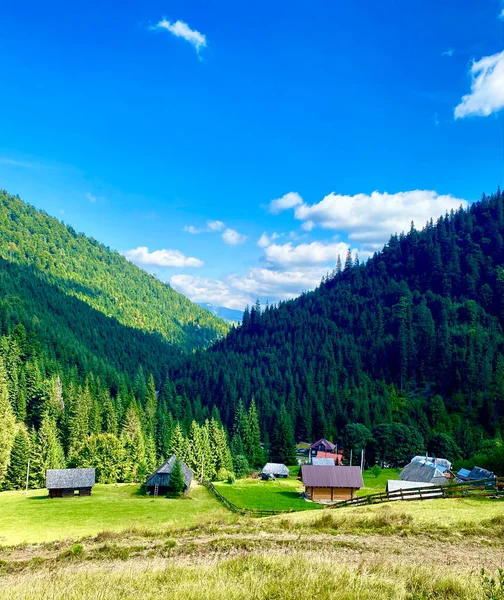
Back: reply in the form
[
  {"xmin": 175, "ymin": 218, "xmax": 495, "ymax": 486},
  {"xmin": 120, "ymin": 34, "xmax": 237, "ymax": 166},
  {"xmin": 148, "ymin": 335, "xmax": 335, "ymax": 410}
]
[{"xmin": 306, "ymin": 486, "xmax": 355, "ymax": 501}]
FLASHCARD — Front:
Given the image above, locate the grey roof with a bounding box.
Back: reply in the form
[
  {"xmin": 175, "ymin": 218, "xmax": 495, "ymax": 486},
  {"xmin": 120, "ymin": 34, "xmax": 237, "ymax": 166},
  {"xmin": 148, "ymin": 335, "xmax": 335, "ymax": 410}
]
[
  {"xmin": 312, "ymin": 457, "xmax": 335, "ymax": 466},
  {"xmin": 411, "ymin": 456, "xmax": 452, "ymax": 471},
  {"xmin": 387, "ymin": 479, "xmax": 436, "ymax": 492},
  {"xmin": 145, "ymin": 455, "xmax": 193, "ymax": 488},
  {"xmin": 399, "ymin": 461, "xmax": 448, "ymax": 485},
  {"xmin": 46, "ymin": 468, "xmax": 95, "ymax": 489},
  {"xmin": 261, "ymin": 463, "xmax": 289, "ymax": 476},
  {"xmin": 468, "ymin": 466, "xmax": 495, "ymax": 481},
  {"xmin": 301, "ymin": 465, "xmax": 364, "ymax": 488}
]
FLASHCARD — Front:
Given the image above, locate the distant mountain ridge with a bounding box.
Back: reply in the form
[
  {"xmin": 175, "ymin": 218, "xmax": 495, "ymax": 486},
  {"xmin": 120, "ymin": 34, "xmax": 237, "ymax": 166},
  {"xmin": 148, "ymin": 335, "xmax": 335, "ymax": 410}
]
[{"xmin": 197, "ymin": 303, "xmax": 243, "ymax": 323}]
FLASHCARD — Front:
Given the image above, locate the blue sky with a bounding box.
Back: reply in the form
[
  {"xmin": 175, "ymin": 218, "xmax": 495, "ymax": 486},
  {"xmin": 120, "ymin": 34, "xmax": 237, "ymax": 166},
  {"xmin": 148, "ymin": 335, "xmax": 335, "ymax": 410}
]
[{"xmin": 1, "ymin": 0, "xmax": 503, "ymax": 309}]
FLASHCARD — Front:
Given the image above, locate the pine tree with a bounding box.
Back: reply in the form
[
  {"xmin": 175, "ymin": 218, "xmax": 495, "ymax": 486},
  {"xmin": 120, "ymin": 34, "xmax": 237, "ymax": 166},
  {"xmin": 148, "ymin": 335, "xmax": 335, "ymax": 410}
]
[
  {"xmin": 2, "ymin": 423, "xmax": 29, "ymax": 490},
  {"xmin": 168, "ymin": 422, "xmax": 188, "ymax": 463},
  {"xmin": 247, "ymin": 399, "xmax": 264, "ymax": 468},
  {"xmin": 144, "ymin": 374, "xmax": 158, "ymax": 438},
  {"xmin": 168, "ymin": 459, "xmax": 185, "ymax": 496},
  {"xmin": 120, "ymin": 402, "xmax": 147, "ymax": 483},
  {"xmin": 0, "ymin": 356, "xmax": 16, "ymax": 486},
  {"xmin": 71, "ymin": 433, "xmax": 124, "ymax": 483},
  {"xmin": 31, "ymin": 412, "xmax": 66, "ymax": 488}
]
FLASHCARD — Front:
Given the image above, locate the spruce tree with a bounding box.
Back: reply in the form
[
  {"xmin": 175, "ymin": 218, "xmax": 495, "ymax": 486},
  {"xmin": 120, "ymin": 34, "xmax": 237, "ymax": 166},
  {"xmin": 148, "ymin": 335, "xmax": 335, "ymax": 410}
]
[
  {"xmin": 247, "ymin": 399, "xmax": 264, "ymax": 468},
  {"xmin": 0, "ymin": 356, "xmax": 16, "ymax": 487},
  {"xmin": 168, "ymin": 459, "xmax": 185, "ymax": 496},
  {"xmin": 2, "ymin": 423, "xmax": 29, "ymax": 490},
  {"xmin": 31, "ymin": 412, "xmax": 66, "ymax": 488}
]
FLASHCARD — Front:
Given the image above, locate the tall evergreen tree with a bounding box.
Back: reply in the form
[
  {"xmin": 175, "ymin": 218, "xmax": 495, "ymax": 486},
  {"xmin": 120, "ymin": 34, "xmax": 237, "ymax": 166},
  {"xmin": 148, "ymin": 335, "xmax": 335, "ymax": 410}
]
[{"xmin": 0, "ymin": 356, "xmax": 16, "ymax": 486}]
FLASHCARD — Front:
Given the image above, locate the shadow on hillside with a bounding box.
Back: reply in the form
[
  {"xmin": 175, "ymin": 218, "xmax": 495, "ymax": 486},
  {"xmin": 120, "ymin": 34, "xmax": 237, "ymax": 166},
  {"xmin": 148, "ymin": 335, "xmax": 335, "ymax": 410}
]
[
  {"xmin": 27, "ymin": 495, "xmax": 49, "ymax": 500},
  {"xmin": 274, "ymin": 491, "xmax": 304, "ymax": 500}
]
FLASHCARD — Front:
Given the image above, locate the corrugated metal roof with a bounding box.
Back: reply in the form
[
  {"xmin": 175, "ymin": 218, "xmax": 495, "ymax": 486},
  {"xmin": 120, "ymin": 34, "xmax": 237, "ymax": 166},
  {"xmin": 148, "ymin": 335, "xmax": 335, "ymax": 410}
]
[
  {"xmin": 468, "ymin": 466, "xmax": 495, "ymax": 481},
  {"xmin": 387, "ymin": 479, "xmax": 436, "ymax": 492},
  {"xmin": 301, "ymin": 465, "xmax": 364, "ymax": 488},
  {"xmin": 399, "ymin": 462, "xmax": 448, "ymax": 485},
  {"xmin": 411, "ymin": 456, "xmax": 451, "ymax": 470},
  {"xmin": 46, "ymin": 468, "xmax": 95, "ymax": 489},
  {"xmin": 312, "ymin": 457, "xmax": 335, "ymax": 466},
  {"xmin": 315, "ymin": 451, "xmax": 343, "ymax": 464},
  {"xmin": 457, "ymin": 468, "xmax": 471, "ymax": 479},
  {"xmin": 261, "ymin": 463, "xmax": 289, "ymax": 476}
]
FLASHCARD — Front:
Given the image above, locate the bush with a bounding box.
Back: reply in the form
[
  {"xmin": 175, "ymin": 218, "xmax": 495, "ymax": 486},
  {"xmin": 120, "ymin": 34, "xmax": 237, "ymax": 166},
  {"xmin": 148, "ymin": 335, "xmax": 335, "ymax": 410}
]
[
  {"xmin": 227, "ymin": 472, "xmax": 236, "ymax": 484},
  {"xmin": 216, "ymin": 468, "xmax": 231, "ymax": 482},
  {"xmin": 371, "ymin": 464, "xmax": 382, "ymax": 478}
]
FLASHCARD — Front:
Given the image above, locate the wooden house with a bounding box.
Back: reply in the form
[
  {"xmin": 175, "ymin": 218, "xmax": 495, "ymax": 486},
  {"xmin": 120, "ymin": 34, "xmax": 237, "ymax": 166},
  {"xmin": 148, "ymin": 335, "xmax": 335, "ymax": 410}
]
[
  {"xmin": 46, "ymin": 468, "xmax": 95, "ymax": 498},
  {"xmin": 261, "ymin": 463, "xmax": 289, "ymax": 479},
  {"xmin": 310, "ymin": 438, "xmax": 336, "ymax": 455},
  {"xmin": 301, "ymin": 465, "xmax": 364, "ymax": 502},
  {"xmin": 145, "ymin": 455, "xmax": 193, "ymax": 496}
]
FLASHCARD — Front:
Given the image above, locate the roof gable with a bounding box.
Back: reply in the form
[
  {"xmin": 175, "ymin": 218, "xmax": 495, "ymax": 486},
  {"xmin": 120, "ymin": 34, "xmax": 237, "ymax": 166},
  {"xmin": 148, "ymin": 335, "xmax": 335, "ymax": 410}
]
[{"xmin": 145, "ymin": 455, "xmax": 193, "ymax": 488}]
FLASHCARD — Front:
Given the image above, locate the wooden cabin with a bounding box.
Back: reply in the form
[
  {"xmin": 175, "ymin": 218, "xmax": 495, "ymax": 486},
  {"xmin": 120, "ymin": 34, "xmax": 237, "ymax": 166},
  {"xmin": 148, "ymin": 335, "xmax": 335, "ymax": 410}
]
[
  {"xmin": 145, "ymin": 455, "xmax": 193, "ymax": 496},
  {"xmin": 301, "ymin": 465, "xmax": 364, "ymax": 502},
  {"xmin": 46, "ymin": 468, "xmax": 95, "ymax": 498}
]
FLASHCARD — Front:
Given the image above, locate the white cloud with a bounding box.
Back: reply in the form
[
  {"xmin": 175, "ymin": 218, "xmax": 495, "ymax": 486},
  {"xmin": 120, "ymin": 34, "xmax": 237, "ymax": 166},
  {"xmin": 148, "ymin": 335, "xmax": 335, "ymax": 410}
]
[
  {"xmin": 207, "ymin": 220, "xmax": 224, "ymax": 231},
  {"xmin": 184, "ymin": 220, "xmax": 225, "ymax": 234},
  {"xmin": 222, "ymin": 228, "xmax": 247, "ymax": 245},
  {"xmin": 499, "ymin": 8, "xmax": 504, "ymax": 20},
  {"xmin": 290, "ymin": 190, "xmax": 467, "ymax": 251},
  {"xmin": 454, "ymin": 50, "xmax": 504, "ymax": 118},
  {"xmin": 170, "ymin": 274, "xmax": 250, "ymax": 310},
  {"xmin": 257, "ymin": 232, "xmax": 280, "ymax": 248},
  {"xmin": 86, "ymin": 192, "xmax": 97, "ymax": 203},
  {"xmin": 442, "ymin": 48, "xmax": 454, "ymax": 57},
  {"xmin": 184, "ymin": 225, "xmax": 201, "ymax": 234},
  {"xmin": 268, "ymin": 192, "xmax": 304, "ymax": 214},
  {"xmin": 171, "ymin": 265, "xmax": 335, "ymax": 310},
  {"xmin": 124, "ymin": 246, "xmax": 204, "ymax": 268},
  {"xmin": 264, "ymin": 241, "xmax": 352, "ymax": 268},
  {"xmin": 301, "ymin": 220, "xmax": 315, "ymax": 231},
  {"xmin": 154, "ymin": 19, "xmax": 207, "ymax": 54}
]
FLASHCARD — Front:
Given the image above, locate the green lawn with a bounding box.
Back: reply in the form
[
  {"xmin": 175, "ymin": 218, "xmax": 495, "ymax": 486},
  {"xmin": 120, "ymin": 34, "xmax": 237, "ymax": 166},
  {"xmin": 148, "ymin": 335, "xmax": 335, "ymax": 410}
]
[
  {"xmin": 0, "ymin": 484, "xmax": 229, "ymax": 545},
  {"xmin": 357, "ymin": 467, "xmax": 401, "ymax": 496},
  {"xmin": 214, "ymin": 477, "xmax": 320, "ymax": 512}
]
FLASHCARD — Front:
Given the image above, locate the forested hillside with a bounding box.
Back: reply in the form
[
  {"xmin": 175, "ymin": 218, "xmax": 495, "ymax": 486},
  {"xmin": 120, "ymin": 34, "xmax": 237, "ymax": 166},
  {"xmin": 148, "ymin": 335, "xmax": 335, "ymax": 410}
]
[
  {"xmin": 0, "ymin": 189, "xmax": 233, "ymax": 491},
  {"xmin": 170, "ymin": 189, "xmax": 504, "ymax": 468},
  {"xmin": 0, "ymin": 190, "xmax": 228, "ymax": 350}
]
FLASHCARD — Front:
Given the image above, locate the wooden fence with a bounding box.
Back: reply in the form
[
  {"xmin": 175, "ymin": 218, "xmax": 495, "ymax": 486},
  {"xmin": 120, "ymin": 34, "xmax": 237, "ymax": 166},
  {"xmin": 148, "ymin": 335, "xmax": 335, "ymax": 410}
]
[
  {"xmin": 202, "ymin": 480, "xmax": 293, "ymax": 517},
  {"xmin": 204, "ymin": 477, "xmax": 504, "ymax": 517},
  {"xmin": 330, "ymin": 477, "xmax": 504, "ymax": 509}
]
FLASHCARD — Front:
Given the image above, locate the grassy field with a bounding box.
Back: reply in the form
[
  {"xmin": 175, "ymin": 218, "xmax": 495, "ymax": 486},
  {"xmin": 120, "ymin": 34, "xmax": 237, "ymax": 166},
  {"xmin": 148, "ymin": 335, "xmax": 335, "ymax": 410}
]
[
  {"xmin": 214, "ymin": 476, "xmax": 319, "ymax": 511},
  {"xmin": 358, "ymin": 467, "xmax": 401, "ymax": 495},
  {"xmin": 0, "ymin": 494, "xmax": 503, "ymax": 599},
  {"xmin": 0, "ymin": 484, "xmax": 229, "ymax": 545}
]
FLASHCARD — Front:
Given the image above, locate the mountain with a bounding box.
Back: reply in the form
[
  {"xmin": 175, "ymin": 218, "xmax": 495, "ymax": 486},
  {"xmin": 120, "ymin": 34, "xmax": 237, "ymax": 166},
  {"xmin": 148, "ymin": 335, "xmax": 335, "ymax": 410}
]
[
  {"xmin": 0, "ymin": 190, "xmax": 228, "ymax": 353},
  {"xmin": 170, "ymin": 189, "xmax": 504, "ymax": 465},
  {"xmin": 197, "ymin": 303, "xmax": 243, "ymax": 323}
]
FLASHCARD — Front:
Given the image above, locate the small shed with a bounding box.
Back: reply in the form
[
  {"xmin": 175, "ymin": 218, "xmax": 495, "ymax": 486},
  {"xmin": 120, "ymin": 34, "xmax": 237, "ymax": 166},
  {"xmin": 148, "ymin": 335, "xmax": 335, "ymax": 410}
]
[
  {"xmin": 261, "ymin": 463, "xmax": 289, "ymax": 479},
  {"xmin": 310, "ymin": 438, "xmax": 336, "ymax": 455},
  {"xmin": 46, "ymin": 468, "xmax": 95, "ymax": 498},
  {"xmin": 301, "ymin": 465, "xmax": 364, "ymax": 502},
  {"xmin": 457, "ymin": 466, "xmax": 495, "ymax": 483},
  {"xmin": 456, "ymin": 468, "xmax": 471, "ymax": 481},
  {"xmin": 145, "ymin": 455, "xmax": 193, "ymax": 495}
]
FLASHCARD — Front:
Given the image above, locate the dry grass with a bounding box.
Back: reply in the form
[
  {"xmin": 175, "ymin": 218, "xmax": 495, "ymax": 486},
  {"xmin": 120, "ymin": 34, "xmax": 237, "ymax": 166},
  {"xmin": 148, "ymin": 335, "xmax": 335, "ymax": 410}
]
[{"xmin": 0, "ymin": 553, "xmax": 492, "ymax": 599}]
